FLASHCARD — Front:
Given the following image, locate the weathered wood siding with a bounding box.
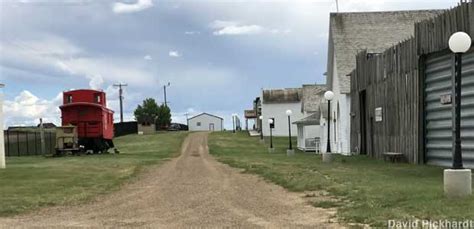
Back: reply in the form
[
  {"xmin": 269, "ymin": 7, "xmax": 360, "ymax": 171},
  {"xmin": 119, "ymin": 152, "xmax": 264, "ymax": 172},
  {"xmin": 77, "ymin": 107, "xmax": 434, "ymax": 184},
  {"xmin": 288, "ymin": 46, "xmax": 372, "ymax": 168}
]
[{"xmin": 350, "ymin": 1, "xmax": 473, "ymax": 163}]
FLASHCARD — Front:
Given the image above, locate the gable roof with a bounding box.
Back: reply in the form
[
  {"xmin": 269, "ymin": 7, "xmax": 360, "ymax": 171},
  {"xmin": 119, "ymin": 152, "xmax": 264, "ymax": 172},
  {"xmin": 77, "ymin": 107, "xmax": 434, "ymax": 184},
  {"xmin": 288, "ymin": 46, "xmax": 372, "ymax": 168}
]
[
  {"xmin": 327, "ymin": 10, "xmax": 443, "ymax": 94},
  {"xmin": 301, "ymin": 84, "xmax": 326, "ymax": 113},
  {"xmin": 262, "ymin": 88, "xmax": 302, "ymax": 104},
  {"xmin": 188, "ymin": 113, "xmax": 224, "ymax": 121}
]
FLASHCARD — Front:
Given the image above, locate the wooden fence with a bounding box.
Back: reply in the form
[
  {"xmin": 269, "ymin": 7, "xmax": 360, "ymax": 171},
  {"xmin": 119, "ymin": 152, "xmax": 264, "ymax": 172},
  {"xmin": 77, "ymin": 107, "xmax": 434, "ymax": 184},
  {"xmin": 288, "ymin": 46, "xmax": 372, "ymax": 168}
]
[
  {"xmin": 3, "ymin": 130, "xmax": 56, "ymax": 156},
  {"xmin": 350, "ymin": 1, "xmax": 473, "ymax": 163}
]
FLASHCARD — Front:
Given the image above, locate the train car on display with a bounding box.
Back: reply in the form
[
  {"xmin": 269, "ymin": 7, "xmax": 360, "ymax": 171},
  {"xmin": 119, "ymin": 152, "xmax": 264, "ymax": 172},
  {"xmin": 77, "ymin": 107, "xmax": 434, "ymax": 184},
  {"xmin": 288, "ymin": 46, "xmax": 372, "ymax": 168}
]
[{"xmin": 59, "ymin": 89, "xmax": 116, "ymax": 154}]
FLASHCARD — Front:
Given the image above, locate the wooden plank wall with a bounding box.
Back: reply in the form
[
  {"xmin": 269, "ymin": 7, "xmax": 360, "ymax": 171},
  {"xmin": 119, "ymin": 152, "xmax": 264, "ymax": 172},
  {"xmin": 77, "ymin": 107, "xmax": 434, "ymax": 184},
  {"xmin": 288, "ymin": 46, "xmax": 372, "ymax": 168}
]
[{"xmin": 350, "ymin": 1, "xmax": 473, "ymax": 164}]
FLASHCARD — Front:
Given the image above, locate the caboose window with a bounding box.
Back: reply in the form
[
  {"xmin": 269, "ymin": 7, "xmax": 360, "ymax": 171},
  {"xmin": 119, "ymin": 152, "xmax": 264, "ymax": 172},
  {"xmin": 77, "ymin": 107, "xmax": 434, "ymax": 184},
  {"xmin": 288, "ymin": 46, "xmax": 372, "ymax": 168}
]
[
  {"xmin": 95, "ymin": 94, "xmax": 101, "ymax": 103},
  {"xmin": 66, "ymin": 95, "xmax": 73, "ymax": 103}
]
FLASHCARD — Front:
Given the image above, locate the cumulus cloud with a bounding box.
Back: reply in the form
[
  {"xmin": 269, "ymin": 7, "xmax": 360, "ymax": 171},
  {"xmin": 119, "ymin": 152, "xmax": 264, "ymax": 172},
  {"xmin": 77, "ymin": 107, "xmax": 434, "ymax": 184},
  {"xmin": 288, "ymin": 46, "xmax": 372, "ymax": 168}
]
[
  {"xmin": 184, "ymin": 31, "xmax": 200, "ymax": 35},
  {"xmin": 112, "ymin": 0, "xmax": 153, "ymax": 14},
  {"xmin": 3, "ymin": 90, "xmax": 62, "ymax": 126},
  {"xmin": 209, "ymin": 20, "xmax": 290, "ymax": 36},
  {"xmin": 168, "ymin": 51, "xmax": 180, "ymax": 57},
  {"xmin": 87, "ymin": 74, "xmax": 104, "ymax": 89},
  {"xmin": 210, "ymin": 20, "xmax": 265, "ymax": 36},
  {"xmin": 214, "ymin": 25, "xmax": 264, "ymax": 36},
  {"xmin": 143, "ymin": 55, "xmax": 152, "ymax": 60}
]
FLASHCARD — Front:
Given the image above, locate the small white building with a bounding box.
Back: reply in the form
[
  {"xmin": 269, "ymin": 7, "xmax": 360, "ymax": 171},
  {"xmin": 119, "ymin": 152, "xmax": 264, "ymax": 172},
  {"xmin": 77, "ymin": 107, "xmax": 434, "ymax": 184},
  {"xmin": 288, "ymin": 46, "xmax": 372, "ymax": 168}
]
[
  {"xmin": 293, "ymin": 84, "xmax": 326, "ymax": 152},
  {"xmin": 261, "ymin": 88, "xmax": 304, "ymax": 137},
  {"xmin": 188, "ymin": 113, "xmax": 223, "ymax": 132}
]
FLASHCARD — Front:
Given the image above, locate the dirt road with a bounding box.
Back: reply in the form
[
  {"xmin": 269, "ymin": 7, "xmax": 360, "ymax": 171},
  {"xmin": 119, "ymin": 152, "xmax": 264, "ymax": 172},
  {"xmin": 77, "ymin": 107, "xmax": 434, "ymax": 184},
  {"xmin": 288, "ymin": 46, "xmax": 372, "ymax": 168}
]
[{"xmin": 0, "ymin": 132, "xmax": 341, "ymax": 228}]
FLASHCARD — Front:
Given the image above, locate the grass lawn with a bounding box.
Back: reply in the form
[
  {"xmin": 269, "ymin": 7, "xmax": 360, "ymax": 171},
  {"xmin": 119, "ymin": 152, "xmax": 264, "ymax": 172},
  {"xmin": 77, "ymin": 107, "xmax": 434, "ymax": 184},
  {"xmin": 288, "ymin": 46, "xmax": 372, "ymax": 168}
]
[
  {"xmin": 209, "ymin": 132, "xmax": 474, "ymax": 227},
  {"xmin": 0, "ymin": 132, "xmax": 188, "ymax": 217}
]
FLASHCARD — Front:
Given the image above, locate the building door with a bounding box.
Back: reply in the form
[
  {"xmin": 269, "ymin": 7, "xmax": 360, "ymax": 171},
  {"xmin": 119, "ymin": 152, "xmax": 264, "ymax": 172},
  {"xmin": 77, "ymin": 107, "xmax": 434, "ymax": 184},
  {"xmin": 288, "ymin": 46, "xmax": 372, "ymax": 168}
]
[
  {"xmin": 359, "ymin": 90, "xmax": 368, "ymax": 155},
  {"xmin": 424, "ymin": 50, "xmax": 474, "ymax": 168},
  {"xmin": 209, "ymin": 123, "xmax": 215, "ymax": 131}
]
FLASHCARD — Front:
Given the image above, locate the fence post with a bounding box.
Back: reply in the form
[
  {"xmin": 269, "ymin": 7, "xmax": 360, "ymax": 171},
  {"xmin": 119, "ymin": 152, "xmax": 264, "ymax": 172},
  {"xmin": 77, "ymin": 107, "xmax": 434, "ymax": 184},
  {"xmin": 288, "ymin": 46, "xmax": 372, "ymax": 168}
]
[
  {"xmin": 49, "ymin": 132, "xmax": 53, "ymax": 154},
  {"xmin": 26, "ymin": 132, "xmax": 29, "ymax": 156},
  {"xmin": 40, "ymin": 118, "xmax": 45, "ymax": 156},
  {"xmin": 35, "ymin": 131, "xmax": 38, "ymax": 155},
  {"xmin": 17, "ymin": 131, "xmax": 20, "ymax": 156},
  {"xmin": 6, "ymin": 130, "xmax": 9, "ymax": 157}
]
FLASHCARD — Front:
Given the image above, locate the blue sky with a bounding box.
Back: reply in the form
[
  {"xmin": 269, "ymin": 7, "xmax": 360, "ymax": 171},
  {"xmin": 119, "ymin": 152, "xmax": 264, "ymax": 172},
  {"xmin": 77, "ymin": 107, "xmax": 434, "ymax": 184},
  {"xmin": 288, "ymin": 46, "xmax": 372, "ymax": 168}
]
[{"xmin": 0, "ymin": 0, "xmax": 456, "ymax": 128}]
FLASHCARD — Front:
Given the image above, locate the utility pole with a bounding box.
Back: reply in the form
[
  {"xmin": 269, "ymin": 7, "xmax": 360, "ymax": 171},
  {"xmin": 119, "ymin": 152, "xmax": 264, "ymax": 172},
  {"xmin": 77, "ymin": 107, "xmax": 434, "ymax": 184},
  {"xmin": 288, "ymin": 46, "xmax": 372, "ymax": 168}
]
[
  {"xmin": 113, "ymin": 83, "xmax": 128, "ymax": 123},
  {"xmin": 163, "ymin": 82, "xmax": 170, "ymax": 107},
  {"xmin": 184, "ymin": 113, "xmax": 189, "ymax": 126}
]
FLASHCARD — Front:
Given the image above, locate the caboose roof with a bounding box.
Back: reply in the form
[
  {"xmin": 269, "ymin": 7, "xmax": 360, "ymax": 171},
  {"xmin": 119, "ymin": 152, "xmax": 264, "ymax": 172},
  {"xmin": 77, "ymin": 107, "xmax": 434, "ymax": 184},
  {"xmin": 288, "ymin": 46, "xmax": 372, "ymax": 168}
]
[
  {"xmin": 63, "ymin": 89, "xmax": 104, "ymax": 94},
  {"xmin": 60, "ymin": 102, "xmax": 114, "ymax": 113}
]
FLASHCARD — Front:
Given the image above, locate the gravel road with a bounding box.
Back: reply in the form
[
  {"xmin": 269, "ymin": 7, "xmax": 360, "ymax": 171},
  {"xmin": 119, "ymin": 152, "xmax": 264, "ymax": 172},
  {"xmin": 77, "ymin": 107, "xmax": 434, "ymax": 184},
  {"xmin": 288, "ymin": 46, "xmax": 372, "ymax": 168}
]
[{"xmin": 0, "ymin": 132, "xmax": 342, "ymax": 228}]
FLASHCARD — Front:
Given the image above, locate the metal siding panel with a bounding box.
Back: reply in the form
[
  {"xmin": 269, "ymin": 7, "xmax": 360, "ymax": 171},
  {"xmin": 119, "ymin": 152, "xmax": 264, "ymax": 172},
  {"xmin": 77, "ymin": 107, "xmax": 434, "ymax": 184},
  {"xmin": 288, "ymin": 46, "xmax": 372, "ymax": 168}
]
[{"xmin": 424, "ymin": 51, "xmax": 474, "ymax": 168}]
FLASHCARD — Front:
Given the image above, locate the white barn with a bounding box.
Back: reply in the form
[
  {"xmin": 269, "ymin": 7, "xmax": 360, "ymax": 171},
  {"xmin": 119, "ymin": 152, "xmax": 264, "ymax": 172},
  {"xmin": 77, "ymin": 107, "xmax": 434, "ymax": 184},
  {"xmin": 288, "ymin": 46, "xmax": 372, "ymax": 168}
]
[
  {"xmin": 261, "ymin": 88, "xmax": 304, "ymax": 137},
  {"xmin": 323, "ymin": 10, "xmax": 441, "ymax": 155},
  {"xmin": 188, "ymin": 113, "xmax": 223, "ymax": 132}
]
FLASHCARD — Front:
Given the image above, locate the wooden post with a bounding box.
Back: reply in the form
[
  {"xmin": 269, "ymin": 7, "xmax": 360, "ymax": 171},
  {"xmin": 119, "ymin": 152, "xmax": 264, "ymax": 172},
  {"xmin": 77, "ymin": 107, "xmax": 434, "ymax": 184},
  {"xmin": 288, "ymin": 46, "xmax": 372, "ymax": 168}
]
[
  {"xmin": 40, "ymin": 118, "xmax": 46, "ymax": 156},
  {"xmin": 0, "ymin": 88, "xmax": 5, "ymax": 169}
]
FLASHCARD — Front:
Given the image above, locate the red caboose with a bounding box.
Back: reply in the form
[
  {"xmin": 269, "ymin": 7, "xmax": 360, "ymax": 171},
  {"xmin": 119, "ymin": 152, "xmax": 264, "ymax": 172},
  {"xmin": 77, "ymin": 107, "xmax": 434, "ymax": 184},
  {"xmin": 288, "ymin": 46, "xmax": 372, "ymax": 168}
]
[{"xmin": 60, "ymin": 89, "xmax": 115, "ymax": 153}]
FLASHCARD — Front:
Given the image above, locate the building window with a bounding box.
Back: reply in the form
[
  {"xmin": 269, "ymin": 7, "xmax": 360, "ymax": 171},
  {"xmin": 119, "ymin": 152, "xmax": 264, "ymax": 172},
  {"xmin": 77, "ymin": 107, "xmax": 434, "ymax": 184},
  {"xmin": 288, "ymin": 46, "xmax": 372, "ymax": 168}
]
[
  {"xmin": 66, "ymin": 95, "xmax": 73, "ymax": 103},
  {"xmin": 197, "ymin": 122, "xmax": 201, "ymax": 126}
]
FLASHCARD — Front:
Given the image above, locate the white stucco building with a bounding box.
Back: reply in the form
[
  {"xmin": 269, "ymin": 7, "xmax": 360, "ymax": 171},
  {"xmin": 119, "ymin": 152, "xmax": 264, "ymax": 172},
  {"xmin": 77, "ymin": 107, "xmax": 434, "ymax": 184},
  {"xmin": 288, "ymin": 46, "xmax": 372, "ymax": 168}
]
[
  {"xmin": 188, "ymin": 113, "xmax": 223, "ymax": 132},
  {"xmin": 261, "ymin": 88, "xmax": 304, "ymax": 137},
  {"xmin": 323, "ymin": 10, "xmax": 441, "ymax": 155}
]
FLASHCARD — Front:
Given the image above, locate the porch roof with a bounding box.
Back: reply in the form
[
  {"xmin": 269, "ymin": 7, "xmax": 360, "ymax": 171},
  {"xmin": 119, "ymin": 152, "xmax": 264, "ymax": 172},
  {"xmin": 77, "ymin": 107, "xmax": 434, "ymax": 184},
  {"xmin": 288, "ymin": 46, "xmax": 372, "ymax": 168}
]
[{"xmin": 293, "ymin": 113, "xmax": 320, "ymax": 126}]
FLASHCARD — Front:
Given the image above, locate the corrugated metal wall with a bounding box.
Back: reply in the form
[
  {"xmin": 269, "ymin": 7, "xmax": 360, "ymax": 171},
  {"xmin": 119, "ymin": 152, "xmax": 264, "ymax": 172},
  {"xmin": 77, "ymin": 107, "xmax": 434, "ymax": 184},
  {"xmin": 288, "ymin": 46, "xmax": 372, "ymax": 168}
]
[{"xmin": 424, "ymin": 50, "xmax": 474, "ymax": 168}]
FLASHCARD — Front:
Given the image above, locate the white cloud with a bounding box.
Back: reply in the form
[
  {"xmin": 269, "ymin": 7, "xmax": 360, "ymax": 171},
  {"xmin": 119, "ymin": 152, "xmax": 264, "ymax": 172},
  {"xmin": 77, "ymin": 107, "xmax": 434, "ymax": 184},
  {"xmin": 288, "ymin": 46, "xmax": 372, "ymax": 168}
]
[
  {"xmin": 209, "ymin": 20, "xmax": 239, "ymax": 29},
  {"xmin": 210, "ymin": 20, "xmax": 264, "ymax": 36},
  {"xmin": 112, "ymin": 0, "xmax": 153, "ymax": 14},
  {"xmin": 184, "ymin": 31, "xmax": 200, "ymax": 35},
  {"xmin": 168, "ymin": 51, "xmax": 180, "ymax": 57},
  {"xmin": 209, "ymin": 20, "xmax": 290, "ymax": 36},
  {"xmin": 144, "ymin": 55, "xmax": 152, "ymax": 60},
  {"xmin": 3, "ymin": 90, "xmax": 62, "ymax": 126},
  {"xmin": 87, "ymin": 74, "xmax": 104, "ymax": 89},
  {"xmin": 213, "ymin": 25, "xmax": 264, "ymax": 36}
]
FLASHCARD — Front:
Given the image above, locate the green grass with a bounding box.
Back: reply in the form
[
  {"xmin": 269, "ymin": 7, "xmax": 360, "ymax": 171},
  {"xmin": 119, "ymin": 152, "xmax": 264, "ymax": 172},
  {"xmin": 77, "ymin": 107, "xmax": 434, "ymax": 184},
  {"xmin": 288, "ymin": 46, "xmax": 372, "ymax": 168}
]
[
  {"xmin": 0, "ymin": 132, "xmax": 188, "ymax": 217},
  {"xmin": 209, "ymin": 132, "xmax": 474, "ymax": 227}
]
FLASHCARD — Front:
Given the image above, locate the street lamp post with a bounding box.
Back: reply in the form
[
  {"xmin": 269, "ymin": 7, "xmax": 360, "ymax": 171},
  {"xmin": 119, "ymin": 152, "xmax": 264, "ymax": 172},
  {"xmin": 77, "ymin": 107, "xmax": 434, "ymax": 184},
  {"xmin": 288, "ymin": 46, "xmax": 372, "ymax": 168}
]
[
  {"xmin": 286, "ymin": 110, "xmax": 294, "ymax": 156},
  {"xmin": 268, "ymin": 118, "xmax": 274, "ymax": 153},
  {"xmin": 259, "ymin": 116, "xmax": 264, "ymax": 143},
  {"xmin": 444, "ymin": 31, "xmax": 472, "ymax": 198},
  {"xmin": 0, "ymin": 83, "xmax": 5, "ymax": 169},
  {"xmin": 323, "ymin": 91, "xmax": 334, "ymax": 163}
]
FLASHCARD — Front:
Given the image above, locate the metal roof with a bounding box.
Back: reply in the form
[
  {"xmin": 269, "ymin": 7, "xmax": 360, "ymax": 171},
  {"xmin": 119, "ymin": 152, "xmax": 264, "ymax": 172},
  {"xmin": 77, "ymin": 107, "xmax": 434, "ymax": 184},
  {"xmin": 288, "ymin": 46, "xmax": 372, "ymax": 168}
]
[
  {"xmin": 262, "ymin": 88, "xmax": 302, "ymax": 104},
  {"xmin": 188, "ymin": 113, "xmax": 224, "ymax": 121},
  {"xmin": 301, "ymin": 84, "xmax": 326, "ymax": 113}
]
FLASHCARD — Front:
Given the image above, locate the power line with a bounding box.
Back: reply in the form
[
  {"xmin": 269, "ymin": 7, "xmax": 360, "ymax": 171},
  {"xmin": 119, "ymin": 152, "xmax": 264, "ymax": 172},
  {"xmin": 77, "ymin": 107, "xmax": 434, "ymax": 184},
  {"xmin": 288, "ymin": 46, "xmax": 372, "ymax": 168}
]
[{"xmin": 113, "ymin": 83, "xmax": 128, "ymax": 123}]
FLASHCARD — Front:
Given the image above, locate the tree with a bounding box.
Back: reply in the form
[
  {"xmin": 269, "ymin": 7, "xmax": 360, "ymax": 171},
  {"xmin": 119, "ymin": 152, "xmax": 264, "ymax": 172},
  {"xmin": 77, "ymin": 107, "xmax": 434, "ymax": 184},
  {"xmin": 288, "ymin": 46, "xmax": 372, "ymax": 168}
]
[
  {"xmin": 156, "ymin": 104, "xmax": 172, "ymax": 129},
  {"xmin": 134, "ymin": 98, "xmax": 160, "ymax": 125}
]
